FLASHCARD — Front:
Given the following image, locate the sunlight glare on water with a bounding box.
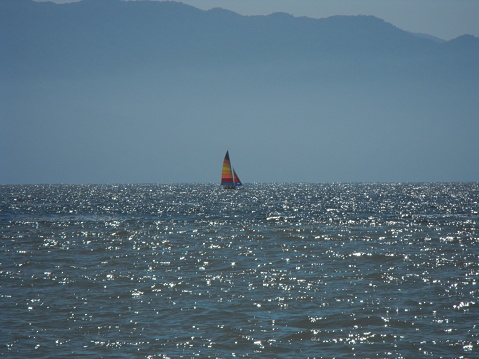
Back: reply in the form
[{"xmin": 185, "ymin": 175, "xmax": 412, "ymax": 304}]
[{"xmin": 1, "ymin": 183, "xmax": 479, "ymax": 358}]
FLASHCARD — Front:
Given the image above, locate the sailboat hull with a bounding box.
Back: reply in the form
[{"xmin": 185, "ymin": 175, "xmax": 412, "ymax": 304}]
[{"xmin": 222, "ymin": 185, "xmax": 244, "ymax": 190}]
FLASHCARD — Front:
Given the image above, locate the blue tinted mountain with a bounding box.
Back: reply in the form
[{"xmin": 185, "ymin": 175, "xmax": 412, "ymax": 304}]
[{"xmin": 2, "ymin": 0, "xmax": 478, "ymax": 78}]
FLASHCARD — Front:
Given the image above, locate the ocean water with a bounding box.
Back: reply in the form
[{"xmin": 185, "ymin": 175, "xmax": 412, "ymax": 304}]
[{"xmin": 1, "ymin": 183, "xmax": 478, "ymax": 358}]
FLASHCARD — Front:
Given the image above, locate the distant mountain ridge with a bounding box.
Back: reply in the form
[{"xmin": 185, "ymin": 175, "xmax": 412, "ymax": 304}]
[{"xmin": 2, "ymin": 0, "xmax": 478, "ymax": 78}]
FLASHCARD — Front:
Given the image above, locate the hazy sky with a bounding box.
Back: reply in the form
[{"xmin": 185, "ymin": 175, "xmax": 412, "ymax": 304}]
[
  {"xmin": 5, "ymin": 0, "xmax": 478, "ymax": 184},
  {"xmin": 36, "ymin": 0, "xmax": 479, "ymax": 40}
]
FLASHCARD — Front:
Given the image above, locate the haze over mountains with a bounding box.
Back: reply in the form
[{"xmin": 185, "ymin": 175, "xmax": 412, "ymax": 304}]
[{"xmin": 2, "ymin": 0, "xmax": 479, "ymax": 183}]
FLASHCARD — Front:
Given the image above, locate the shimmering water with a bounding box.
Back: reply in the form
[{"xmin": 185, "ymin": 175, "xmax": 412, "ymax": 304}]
[{"xmin": 1, "ymin": 183, "xmax": 478, "ymax": 358}]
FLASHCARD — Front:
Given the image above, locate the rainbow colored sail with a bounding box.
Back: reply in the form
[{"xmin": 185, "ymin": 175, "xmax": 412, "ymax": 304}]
[
  {"xmin": 221, "ymin": 151, "xmax": 243, "ymax": 189},
  {"xmin": 233, "ymin": 169, "xmax": 242, "ymax": 187},
  {"xmin": 221, "ymin": 151, "xmax": 234, "ymax": 186}
]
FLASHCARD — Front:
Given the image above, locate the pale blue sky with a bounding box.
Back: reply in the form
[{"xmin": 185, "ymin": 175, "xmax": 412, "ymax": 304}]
[{"xmin": 36, "ymin": 0, "xmax": 479, "ymax": 40}]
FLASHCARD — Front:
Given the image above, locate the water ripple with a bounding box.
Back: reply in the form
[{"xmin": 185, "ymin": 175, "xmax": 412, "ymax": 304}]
[{"xmin": 1, "ymin": 183, "xmax": 478, "ymax": 358}]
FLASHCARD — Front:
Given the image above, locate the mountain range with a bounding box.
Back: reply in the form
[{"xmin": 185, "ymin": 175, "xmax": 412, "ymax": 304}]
[
  {"xmin": 2, "ymin": 0, "xmax": 479, "ymax": 183},
  {"xmin": 3, "ymin": 0, "xmax": 479, "ymax": 76}
]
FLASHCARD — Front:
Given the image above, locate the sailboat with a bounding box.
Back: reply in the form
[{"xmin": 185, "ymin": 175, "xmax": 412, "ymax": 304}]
[{"xmin": 221, "ymin": 151, "xmax": 243, "ymax": 189}]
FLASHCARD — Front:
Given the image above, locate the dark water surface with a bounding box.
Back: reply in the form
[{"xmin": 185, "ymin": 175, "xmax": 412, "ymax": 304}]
[{"xmin": 1, "ymin": 183, "xmax": 478, "ymax": 358}]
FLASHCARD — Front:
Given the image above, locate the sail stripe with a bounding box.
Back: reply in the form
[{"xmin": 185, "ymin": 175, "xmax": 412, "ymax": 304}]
[{"xmin": 221, "ymin": 151, "xmax": 234, "ymax": 185}]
